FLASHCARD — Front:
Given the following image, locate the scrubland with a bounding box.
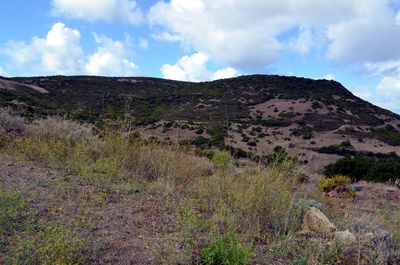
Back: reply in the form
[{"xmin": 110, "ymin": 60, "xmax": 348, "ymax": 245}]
[{"xmin": 0, "ymin": 108, "xmax": 398, "ymax": 264}]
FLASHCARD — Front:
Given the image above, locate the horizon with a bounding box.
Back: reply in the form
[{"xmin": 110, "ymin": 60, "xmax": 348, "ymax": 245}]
[{"xmin": 1, "ymin": 0, "xmax": 400, "ymax": 113}]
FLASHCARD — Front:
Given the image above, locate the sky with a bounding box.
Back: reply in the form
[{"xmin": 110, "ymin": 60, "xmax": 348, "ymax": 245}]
[{"xmin": 1, "ymin": 0, "xmax": 400, "ymax": 113}]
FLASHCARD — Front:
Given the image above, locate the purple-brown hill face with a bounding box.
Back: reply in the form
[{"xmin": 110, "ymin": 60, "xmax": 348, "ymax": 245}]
[{"xmin": 1, "ymin": 74, "xmax": 399, "ymax": 169}]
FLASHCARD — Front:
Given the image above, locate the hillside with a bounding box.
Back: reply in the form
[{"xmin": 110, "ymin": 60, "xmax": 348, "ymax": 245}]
[
  {"xmin": 1, "ymin": 74, "xmax": 400, "ymax": 169},
  {"xmin": 0, "ymin": 110, "xmax": 399, "ymax": 264}
]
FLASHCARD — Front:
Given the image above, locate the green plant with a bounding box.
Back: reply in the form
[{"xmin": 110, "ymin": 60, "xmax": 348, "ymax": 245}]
[
  {"xmin": 324, "ymin": 155, "xmax": 400, "ymax": 182},
  {"xmin": 201, "ymin": 231, "xmax": 252, "ymax": 265},
  {"xmin": 319, "ymin": 175, "xmax": 354, "ymax": 197},
  {"xmin": 0, "ymin": 189, "xmax": 29, "ymax": 236},
  {"xmin": 9, "ymin": 225, "xmax": 92, "ymax": 265},
  {"xmin": 212, "ymin": 151, "xmax": 231, "ymax": 169}
]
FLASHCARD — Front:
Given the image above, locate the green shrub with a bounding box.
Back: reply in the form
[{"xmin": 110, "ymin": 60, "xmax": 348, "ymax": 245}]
[
  {"xmin": 324, "ymin": 155, "xmax": 400, "ymax": 182},
  {"xmin": 319, "ymin": 175, "xmax": 351, "ymax": 193},
  {"xmin": 212, "ymin": 151, "xmax": 231, "ymax": 169},
  {"xmin": 319, "ymin": 175, "xmax": 354, "ymax": 197},
  {"xmin": 371, "ymin": 125, "xmax": 400, "ymax": 146},
  {"xmin": 201, "ymin": 231, "xmax": 252, "ymax": 265}
]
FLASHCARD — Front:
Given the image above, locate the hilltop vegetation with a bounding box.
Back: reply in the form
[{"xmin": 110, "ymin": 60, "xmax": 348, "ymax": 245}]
[
  {"xmin": 1, "ymin": 74, "xmax": 400, "ymax": 170},
  {"xmin": 0, "ymin": 108, "xmax": 399, "ymax": 264}
]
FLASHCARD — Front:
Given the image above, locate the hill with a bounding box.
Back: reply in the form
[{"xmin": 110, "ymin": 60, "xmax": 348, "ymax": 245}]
[
  {"xmin": 1, "ymin": 79, "xmax": 399, "ymax": 264},
  {"xmin": 1, "ymin": 74, "xmax": 400, "ymax": 169}
]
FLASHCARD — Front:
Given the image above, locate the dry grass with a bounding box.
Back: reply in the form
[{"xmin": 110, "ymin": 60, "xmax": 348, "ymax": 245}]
[
  {"xmin": 27, "ymin": 116, "xmax": 97, "ymax": 145},
  {"xmin": 0, "ymin": 108, "xmax": 27, "ymax": 136}
]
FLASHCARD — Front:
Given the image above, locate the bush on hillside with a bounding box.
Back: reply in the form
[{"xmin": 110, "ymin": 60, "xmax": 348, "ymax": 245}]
[
  {"xmin": 319, "ymin": 175, "xmax": 355, "ymax": 198},
  {"xmin": 324, "ymin": 155, "xmax": 400, "ymax": 182}
]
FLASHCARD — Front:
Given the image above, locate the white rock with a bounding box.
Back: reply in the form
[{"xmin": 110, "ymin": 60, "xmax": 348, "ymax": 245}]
[{"xmin": 334, "ymin": 230, "xmax": 356, "ymax": 245}]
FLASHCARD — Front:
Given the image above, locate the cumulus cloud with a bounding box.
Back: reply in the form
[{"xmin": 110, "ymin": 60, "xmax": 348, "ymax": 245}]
[
  {"xmin": 85, "ymin": 34, "xmax": 139, "ymax": 76},
  {"xmin": 375, "ymin": 75, "xmax": 400, "ymax": 112},
  {"xmin": 149, "ymin": 0, "xmax": 400, "ymax": 71},
  {"xmin": 213, "ymin": 68, "xmax": 240, "ymax": 80},
  {"xmin": 161, "ymin": 52, "xmax": 240, "ymax": 81},
  {"xmin": 326, "ymin": 1, "xmax": 400, "ymax": 63},
  {"xmin": 360, "ymin": 60, "xmax": 400, "ymax": 112},
  {"xmin": 1, "ymin": 23, "xmax": 82, "ymax": 75},
  {"xmin": 51, "ymin": 0, "xmax": 142, "ymax": 24},
  {"xmin": 1, "ymin": 23, "xmax": 139, "ymax": 77}
]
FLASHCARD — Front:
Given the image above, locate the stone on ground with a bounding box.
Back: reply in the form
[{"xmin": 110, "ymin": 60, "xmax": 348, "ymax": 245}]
[{"xmin": 301, "ymin": 207, "xmax": 337, "ymax": 235}]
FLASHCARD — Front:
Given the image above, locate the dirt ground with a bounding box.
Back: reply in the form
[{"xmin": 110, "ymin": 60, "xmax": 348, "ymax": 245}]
[{"xmin": 0, "ymin": 154, "xmax": 177, "ymax": 264}]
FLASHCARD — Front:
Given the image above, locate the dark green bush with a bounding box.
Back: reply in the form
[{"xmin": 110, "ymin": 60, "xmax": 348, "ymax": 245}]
[
  {"xmin": 371, "ymin": 125, "xmax": 400, "ymax": 146},
  {"xmin": 324, "ymin": 156, "xmax": 400, "ymax": 182}
]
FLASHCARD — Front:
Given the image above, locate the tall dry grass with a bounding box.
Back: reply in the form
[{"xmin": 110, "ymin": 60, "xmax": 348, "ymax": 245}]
[
  {"xmin": 3, "ymin": 112, "xmax": 212, "ymax": 187},
  {"xmin": 0, "ymin": 108, "xmax": 27, "ymax": 136}
]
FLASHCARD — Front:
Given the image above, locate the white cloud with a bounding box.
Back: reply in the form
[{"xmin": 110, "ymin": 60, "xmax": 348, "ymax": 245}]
[
  {"xmin": 348, "ymin": 85, "xmax": 372, "ymax": 100},
  {"xmin": 1, "ymin": 23, "xmax": 82, "ymax": 75},
  {"xmin": 151, "ymin": 32, "xmax": 182, "ymax": 42},
  {"xmin": 213, "ymin": 68, "xmax": 239, "ymax": 80},
  {"xmin": 149, "ymin": 0, "xmax": 400, "ymax": 71},
  {"xmin": 364, "ymin": 60, "xmax": 400, "ymax": 76},
  {"xmin": 85, "ymin": 34, "xmax": 139, "ymax": 76},
  {"xmin": 1, "ymin": 23, "xmax": 140, "ymax": 77},
  {"xmin": 51, "ymin": 0, "xmax": 142, "ymax": 24},
  {"xmin": 362, "ymin": 60, "xmax": 400, "ymax": 112},
  {"xmin": 326, "ymin": 1, "xmax": 400, "ymax": 63},
  {"xmin": 324, "ymin": 74, "xmax": 335, "ymax": 80},
  {"xmin": 289, "ymin": 27, "xmax": 314, "ymax": 55},
  {"xmin": 161, "ymin": 52, "xmax": 239, "ymax": 82},
  {"xmin": 376, "ymin": 75, "xmax": 400, "ymax": 112}
]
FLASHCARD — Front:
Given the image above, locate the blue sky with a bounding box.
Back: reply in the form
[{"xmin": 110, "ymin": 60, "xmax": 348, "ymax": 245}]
[{"xmin": 1, "ymin": 0, "xmax": 400, "ymax": 113}]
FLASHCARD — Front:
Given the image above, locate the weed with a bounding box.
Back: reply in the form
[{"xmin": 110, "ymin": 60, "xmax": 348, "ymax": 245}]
[
  {"xmin": 0, "ymin": 189, "xmax": 29, "ymax": 245},
  {"xmin": 201, "ymin": 231, "xmax": 252, "ymax": 265},
  {"xmin": 319, "ymin": 175, "xmax": 352, "ymax": 194},
  {"xmin": 212, "ymin": 151, "xmax": 231, "ymax": 170},
  {"xmin": 9, "ymin": 224, "xmax": 93, "ymax": 265}
]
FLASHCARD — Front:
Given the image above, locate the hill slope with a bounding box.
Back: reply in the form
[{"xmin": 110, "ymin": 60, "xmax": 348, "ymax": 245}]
[{"xmin": 1, "ymin": 74, "xmax": 400, "ymax": 169}]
